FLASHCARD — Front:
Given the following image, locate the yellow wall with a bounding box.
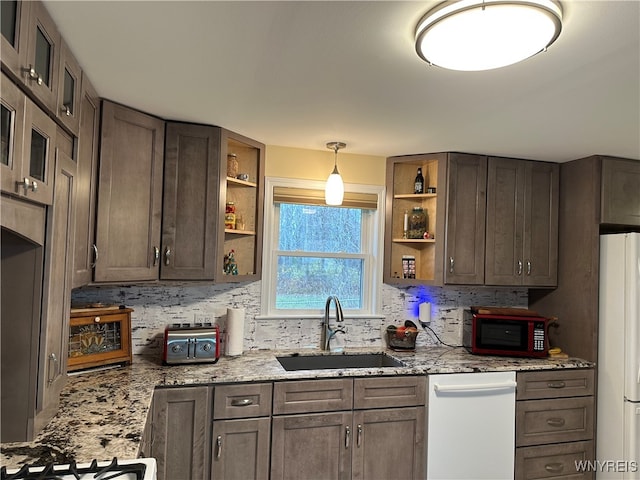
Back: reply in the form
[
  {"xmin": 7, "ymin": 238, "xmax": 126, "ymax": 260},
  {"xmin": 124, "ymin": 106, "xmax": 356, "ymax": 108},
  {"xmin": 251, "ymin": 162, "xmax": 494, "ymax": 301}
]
[{"xmin": 265, "ymin": 145, "xmax": 386, "ymax": 186}]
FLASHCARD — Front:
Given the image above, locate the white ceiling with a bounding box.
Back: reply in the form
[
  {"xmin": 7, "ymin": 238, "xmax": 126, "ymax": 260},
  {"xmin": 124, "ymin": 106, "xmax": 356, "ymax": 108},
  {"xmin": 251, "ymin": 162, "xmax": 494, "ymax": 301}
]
[{"xmin": 43, "ymin": 0, "xmax": 640, "ymax": 162}]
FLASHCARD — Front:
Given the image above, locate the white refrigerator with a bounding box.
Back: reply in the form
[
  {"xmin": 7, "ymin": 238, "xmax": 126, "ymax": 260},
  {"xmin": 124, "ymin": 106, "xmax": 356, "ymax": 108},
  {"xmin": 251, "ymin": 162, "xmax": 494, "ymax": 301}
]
[{"xmin": 597, "ymin": 233, "xmax": 640, "ymax": 479}]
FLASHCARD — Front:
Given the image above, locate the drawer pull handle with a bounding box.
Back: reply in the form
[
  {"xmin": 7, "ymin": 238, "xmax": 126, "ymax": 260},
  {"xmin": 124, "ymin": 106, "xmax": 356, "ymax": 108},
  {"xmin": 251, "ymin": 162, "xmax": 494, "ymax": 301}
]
[
  {"xmin": 231, "ymin": 398, "xmax": 253, "ymax": 407},
  {"xmin": 216, "ymin": 435, "xmax": 222, "ymax": 459},
  {"xmin": 547, "ymin": 381, "xmax": 566, "ymax": 389},
  {"xmin": 345, "ymin": 426, "xmax": 351, "ymax": 448},
  {"xmin": 546, "ymin": 417, "xmax": 566, "ymax": 427},
  {"xmin": 544, "ymin": 462, "xmax": 564, "ymax": 474}
]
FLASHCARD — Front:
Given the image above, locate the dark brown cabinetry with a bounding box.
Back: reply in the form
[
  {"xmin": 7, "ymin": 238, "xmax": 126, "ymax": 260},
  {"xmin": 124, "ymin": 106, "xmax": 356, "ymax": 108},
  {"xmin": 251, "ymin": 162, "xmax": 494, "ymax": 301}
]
[
  {"xmin": 35, "ymin": 148, "xmax": 76, "ymax": 433},
  {"xmin": 211, "ymin": 383, "xmax": 272, "ymax": 480},
  {"xmin": 443, "ymin": 153, "xmax": 488, "ymax": 285},
  {"xmin": 55, "ymin": 38, "xmax": 81, "ymax": 135},
  {"xmin": 1, "ymin": 72, "xmax": 56, "ymax": 205},
  {"xmin": 271, "ymin": 376, "xmax": 426, "ymax": 480},
  {"xmin": 528, "ymin": 155, "xmax": 638, "ymax": 363},
  {"xmin": 218, "ymin": 130, "xmax": 265, "ymax": 282},
  {"xmin": 601, "ymin": 156, "xmax": 640, "ymax": 226},
  {"xmin": 94, "ymin": 101, "xmax": 164, "ymax": 282},
  {"xmin": 385, "ymin": 152, "xmax": 559, "ymax": 287},
  {"xmin": 161, "ymin": 122, "xmax": 220, "ymax": 280},
  {"xmin": 515, "ymin": 369, "xmax": 595, "ymax": 480},
  {"xmin": 2, "ymin": 1, "xmax": 61, "ymax": 114},
  {"xmin": 151, "ymin": 386, "xmax": 211, "ymax": 480},
  {"xmin": 384, "ymin": 153, "xmax": 447, "ymax": 285},
  {"xmin": 485, "ymin": 158, "xmax": 559, "ymax": 286},
  {"xmin": 72, "ymin": 74, "xmax": 100, "ymax": 287}
]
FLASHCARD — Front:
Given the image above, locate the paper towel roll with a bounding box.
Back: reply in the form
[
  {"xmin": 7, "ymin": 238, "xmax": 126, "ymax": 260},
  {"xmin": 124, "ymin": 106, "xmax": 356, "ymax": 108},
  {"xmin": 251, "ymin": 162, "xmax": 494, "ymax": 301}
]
[
  {"xmin": 419, "ymin": 302, "xmax": 431, "ymax": 324},
  {"xmin": 226, "ymin": 307, "xmax": 245, "ymax": 356}
]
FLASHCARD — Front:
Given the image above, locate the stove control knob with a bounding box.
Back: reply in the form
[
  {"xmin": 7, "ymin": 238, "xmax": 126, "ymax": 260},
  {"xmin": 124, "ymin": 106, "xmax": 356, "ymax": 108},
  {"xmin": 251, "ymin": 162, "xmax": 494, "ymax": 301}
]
[
  {"xmin": 202, "ymin": 343, "xmax": 212, "ymax": 351},
  {"xmin": 171, "ymin": 344, "xmax": 183, "ymax": 353}
]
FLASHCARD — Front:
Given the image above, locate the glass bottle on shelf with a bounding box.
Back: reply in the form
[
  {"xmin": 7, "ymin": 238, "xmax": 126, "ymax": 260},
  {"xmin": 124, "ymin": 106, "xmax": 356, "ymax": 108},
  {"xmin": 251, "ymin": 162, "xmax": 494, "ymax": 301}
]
[
  {"xmin": 408, "ymin": 207, "xmax": 427, "ymax": 239},
  {"xmin": 414, "ymin": 168, "xmax": 424, "ymax": 194}
]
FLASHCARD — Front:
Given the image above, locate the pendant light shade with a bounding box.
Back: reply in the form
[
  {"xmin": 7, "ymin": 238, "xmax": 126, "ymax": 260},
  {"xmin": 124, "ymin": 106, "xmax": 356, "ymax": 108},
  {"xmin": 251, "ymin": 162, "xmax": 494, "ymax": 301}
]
[
  {"xmin": 325, "ymin": 141, "xmax": 346, "ymax": 206},
  {"xmin": 415, "ymin": 0, "xmax": 562, "ymax": 71}
]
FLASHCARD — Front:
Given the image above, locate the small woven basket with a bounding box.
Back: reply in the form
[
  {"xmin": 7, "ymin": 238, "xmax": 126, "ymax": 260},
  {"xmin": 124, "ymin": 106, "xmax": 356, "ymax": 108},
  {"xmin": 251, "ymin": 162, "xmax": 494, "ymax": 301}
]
[{"xmin": 386, "ymin": 328, "xmax": 418, "ymax": 351}]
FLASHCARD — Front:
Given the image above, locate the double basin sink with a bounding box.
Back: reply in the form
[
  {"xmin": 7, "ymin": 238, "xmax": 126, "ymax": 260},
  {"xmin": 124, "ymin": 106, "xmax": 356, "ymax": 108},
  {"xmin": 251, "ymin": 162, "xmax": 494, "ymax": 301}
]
[{"xmin": 276, "ymin": 352, "xmax": 405, "ymax": 371}]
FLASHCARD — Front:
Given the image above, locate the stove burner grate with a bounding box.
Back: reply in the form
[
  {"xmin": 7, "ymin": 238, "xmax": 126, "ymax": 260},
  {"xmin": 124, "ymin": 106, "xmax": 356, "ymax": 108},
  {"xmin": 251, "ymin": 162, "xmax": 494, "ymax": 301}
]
[{"xmin": 0, "ymin": 457, "xmax": 147, "ymax": 480}]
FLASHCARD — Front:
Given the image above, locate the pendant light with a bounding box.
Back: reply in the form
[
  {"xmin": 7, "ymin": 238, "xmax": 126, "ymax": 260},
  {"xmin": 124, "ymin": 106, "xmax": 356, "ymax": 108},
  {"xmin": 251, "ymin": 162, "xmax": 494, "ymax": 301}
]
[
  {"xmin": 325, "ymin": 141, "xmax": 346, "ymax": 206},
  {"xmin": 415, "ymin": 0, "xmax": 562, "ymax": 71}
]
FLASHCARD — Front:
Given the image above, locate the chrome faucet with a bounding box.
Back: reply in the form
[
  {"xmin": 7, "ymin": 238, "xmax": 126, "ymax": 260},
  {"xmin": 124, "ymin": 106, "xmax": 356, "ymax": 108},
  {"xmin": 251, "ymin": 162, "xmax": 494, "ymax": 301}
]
[{"xmin": 322, "ymin": 296, "xmax": 346, "ymax": 350}]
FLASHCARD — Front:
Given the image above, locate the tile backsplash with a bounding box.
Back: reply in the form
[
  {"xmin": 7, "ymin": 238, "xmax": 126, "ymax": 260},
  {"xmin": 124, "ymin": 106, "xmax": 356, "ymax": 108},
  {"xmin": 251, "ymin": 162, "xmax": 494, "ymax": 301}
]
[{"xmin": 71, "ymin": 282, "xmax": 527, "ymax": 357}]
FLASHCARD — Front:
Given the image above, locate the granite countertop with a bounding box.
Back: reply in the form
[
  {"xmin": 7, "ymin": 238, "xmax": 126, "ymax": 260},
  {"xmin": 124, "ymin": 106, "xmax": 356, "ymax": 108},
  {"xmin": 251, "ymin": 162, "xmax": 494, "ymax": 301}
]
[{"xmin": 0, "ymin": 346, "xmax": 593, "ymax": 469}]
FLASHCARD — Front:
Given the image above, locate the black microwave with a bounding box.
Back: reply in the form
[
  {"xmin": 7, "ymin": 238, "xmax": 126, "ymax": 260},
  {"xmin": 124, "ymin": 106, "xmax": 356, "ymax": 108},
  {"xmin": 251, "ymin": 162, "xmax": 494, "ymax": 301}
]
[{"xmin": 462, "ymin": 310, "xmax": 548, "ymax": 358}]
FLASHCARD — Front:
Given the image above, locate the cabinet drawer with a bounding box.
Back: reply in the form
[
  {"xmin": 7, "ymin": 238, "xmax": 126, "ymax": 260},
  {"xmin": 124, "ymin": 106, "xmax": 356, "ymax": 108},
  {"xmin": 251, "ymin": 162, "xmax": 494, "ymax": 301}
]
[
  {"xmin": 515, "ymin": 441, "xmax": 594, "ymax": 480},
  {"xmin": 516, "ymin": 397, "xmax": 594, "ymax": 446},
  {"xmin": 354, "ymin": 376, "xmax": 426, "ymax": 409},
  {"xmin": 517, "ymin": 369, "xmax": 594, "ymax": 400},
  {"xmin": 273, "ymin": 379, "xmax": 353, "ymax": 415},
  {"xmin": 213, "ymin": 383, "xmax": 272, "ymax": 419}
]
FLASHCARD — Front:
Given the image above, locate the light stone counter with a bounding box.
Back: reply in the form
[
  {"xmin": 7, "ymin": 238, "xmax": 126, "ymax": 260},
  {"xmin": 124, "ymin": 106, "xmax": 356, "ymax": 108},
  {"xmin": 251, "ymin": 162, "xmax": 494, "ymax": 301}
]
[{"xmin": 0, "ymin": 346, "xmax": 593, "ymax": 469}]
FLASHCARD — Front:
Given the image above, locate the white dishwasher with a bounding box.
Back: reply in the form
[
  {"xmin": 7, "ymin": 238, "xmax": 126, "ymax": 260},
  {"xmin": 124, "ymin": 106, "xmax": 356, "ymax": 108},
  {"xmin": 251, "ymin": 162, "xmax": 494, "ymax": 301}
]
[{"xmin": 427, "ymin": 371, "xmax": 516, "ymax": 480}]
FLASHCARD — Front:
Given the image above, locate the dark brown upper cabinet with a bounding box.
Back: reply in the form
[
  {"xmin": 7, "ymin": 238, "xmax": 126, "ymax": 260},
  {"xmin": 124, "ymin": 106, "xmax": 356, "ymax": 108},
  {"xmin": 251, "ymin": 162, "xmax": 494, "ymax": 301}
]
[
  {"xmin": 161, "ymin": 122, "xmax": 220, "ymax": 280},
  {"xmin": 94, "ymin": 101, "xmax": 165, "ymax": 283},
  {"xmin": 485, "ymin": 158, "xmax": 559, "ymax": 287},
  {"xmin": 72, "ymin": 73, "xmax": 100, "ymax": 288},
  {"xmin": 600, "ymin": 156, "xmax": 640, "ymax": 227}
]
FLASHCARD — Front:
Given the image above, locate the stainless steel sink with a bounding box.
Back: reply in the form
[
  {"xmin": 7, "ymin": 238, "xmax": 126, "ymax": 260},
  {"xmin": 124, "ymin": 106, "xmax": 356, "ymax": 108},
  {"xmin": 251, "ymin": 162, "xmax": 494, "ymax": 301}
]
[{"xmin": 276, "ymin": 353, "xmax": 405, "ymax": 371}]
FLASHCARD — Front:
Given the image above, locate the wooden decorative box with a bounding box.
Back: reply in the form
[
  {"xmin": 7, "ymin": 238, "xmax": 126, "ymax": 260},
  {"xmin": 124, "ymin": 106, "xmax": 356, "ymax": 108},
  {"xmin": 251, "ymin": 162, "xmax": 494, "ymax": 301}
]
[{"xmin": 68, "ymin": 306, "xmax": 133, "ymax": 371}]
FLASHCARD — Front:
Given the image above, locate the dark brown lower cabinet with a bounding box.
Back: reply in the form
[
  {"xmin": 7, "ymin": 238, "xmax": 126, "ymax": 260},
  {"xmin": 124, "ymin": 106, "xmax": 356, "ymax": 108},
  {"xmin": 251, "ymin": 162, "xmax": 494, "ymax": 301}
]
[
  {"xmin": 515, "ymin": 369, "xmax": 595, "ymax": 480},
  {"xmin": 211, "ymin": 417, "xmax": 270, "ymax": 480},
  {"xmin": 151, "ymin": 386, "xmax": 211, "ymax": 480},
  {"xmin": 270, "ymin": 376, "xmax": 426, "ymax": 480},
  {"xmin": 271, "ymin": 411, "xmax": 353, "ymax": 480}
]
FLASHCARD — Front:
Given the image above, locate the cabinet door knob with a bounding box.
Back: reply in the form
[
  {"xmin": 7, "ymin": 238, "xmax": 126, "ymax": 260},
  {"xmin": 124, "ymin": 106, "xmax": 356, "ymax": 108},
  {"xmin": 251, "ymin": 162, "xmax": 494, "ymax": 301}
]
[
  {"xmin": 357, "ymin": 424, "xmax": 362, "ymax": 447},
  {"xmin": 153, "ymin": 246, "xmax": 160, "ymax": 266},
  {"xmin": 164, "ymin": 247, "xmax": 171, "ymax": 266},
  {"xmin": 526, "ymin": 260, "xmax": 532, "ymax": 276},
  {"xmin": 345, "ymin": 425, "xmax": 351, "ymax": 448},
  {"xmin": 94, "ymin": 316, "xmax": 101, "ymax": 323},
  {"xmin": 517, "ymin": 260, "xmax": 523, "ymax": 276},
  {"xmin": 16, "ymin": 177, "xmax": 37, "ymax": 194},
  {"xmin": 61, "ymin": 105, "xmax": 72, "ymax": 116},
  {"xmin": 449, "ymin": 257, "xmax": 454, "ymax": 273}
]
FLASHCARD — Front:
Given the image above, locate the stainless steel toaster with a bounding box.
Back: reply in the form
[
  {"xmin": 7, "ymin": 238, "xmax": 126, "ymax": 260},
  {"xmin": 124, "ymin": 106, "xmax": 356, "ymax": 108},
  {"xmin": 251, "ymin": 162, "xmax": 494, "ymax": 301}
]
[{"xmin": 163, "ymin": 323, "xmax": 220, "ymax": 365}]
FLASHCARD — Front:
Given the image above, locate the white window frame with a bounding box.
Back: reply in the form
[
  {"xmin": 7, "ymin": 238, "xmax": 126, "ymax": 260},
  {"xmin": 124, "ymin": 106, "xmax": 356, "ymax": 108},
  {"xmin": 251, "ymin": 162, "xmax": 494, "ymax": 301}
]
[{"xmin": 258, "ymin": 176, "xmax": 385, "ymax": 320}]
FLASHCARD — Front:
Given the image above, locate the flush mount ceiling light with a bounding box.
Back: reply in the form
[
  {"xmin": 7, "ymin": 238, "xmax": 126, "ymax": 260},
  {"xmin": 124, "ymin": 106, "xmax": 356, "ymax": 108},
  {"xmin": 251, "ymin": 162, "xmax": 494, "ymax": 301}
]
[
  {"xmin": 325, "ymin": 141, "xmax": 346, "ymax": 206},
  {"xmin": 415, "ymin": 0, "xmax": 562, "ymax": 71}
]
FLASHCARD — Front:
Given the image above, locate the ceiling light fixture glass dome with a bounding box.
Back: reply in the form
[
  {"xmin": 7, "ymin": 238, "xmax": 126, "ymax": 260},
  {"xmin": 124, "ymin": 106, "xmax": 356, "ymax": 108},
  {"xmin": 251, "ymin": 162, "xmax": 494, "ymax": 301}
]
[{"xmin": 415, "ymin": 0, "xmax": 563, "ymax": 71}]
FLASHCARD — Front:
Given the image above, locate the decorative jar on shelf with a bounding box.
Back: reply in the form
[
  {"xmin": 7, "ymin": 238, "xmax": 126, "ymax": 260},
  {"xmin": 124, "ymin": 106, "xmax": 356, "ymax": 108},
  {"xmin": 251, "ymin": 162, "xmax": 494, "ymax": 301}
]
[
  {"xmin": 227, "ymin": 153, "xmax": 238, "ymax": 178},
  {"xmin": 408, "ymin": 207, "xmax": 427, "ymax": 239}
]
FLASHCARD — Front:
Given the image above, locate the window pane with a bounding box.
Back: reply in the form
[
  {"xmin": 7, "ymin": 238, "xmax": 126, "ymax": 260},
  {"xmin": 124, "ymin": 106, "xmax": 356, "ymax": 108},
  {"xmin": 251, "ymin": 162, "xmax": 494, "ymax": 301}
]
[
  {"xmin": 278, "ymin": 203, "xmax": 362, "ymax": 253},
  {"xmin": 276, "ymin": 256, "xmax": 363, "ymax": 309}
]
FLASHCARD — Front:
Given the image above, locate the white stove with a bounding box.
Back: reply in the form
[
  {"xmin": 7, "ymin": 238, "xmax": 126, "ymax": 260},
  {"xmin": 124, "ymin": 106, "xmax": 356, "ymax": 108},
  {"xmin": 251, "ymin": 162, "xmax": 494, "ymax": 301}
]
[{"xmin": 1, "ymin": 457, "xmax": 157, "ymax": 480}]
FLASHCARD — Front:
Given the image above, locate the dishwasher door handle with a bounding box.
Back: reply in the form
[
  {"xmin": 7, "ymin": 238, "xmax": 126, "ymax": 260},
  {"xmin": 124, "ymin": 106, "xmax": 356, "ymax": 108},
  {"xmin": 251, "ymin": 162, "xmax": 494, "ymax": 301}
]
[{"xmin": 433, "ymin": 380, "xmax": 517, "ymax": 394}]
